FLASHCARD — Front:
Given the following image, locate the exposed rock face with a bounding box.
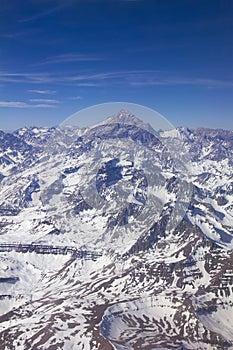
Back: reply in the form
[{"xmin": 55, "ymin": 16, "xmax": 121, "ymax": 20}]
[{"xmin": 0, "ymin": 113, "xmax": 232, "ymax": 349}]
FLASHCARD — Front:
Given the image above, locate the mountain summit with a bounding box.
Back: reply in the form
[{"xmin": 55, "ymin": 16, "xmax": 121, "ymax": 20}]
[{"xmin": 91, "ymin": 109, "xmax": 158, "ymax": 136}]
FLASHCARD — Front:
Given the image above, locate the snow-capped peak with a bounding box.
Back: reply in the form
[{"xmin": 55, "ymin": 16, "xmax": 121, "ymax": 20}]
[{"xmin": 91, "ymin": 109, "xmax": 157, "ymax": 135}]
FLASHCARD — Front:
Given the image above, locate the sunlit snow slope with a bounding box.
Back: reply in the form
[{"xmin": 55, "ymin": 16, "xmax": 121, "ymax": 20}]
[{"xmin": 0, "ymin": 112, "xmax": 232, "ymax": 350}]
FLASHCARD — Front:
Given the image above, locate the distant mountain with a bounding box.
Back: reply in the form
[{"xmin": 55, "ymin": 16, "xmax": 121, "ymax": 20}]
[{"xmin": 0, "ymin": 112, "xmax": 232, "ymax": 349}]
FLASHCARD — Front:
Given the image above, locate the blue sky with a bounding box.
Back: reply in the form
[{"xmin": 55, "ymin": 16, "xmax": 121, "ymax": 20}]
[{"xmin": 0, "ymin": 0, "xmax": 232, "ymax": 130}]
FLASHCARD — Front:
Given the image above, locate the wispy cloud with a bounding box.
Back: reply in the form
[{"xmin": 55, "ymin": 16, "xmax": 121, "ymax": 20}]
[
  {"xmin": 0, "ymin": 72, "xmax": 52, "ymax": 84},
  {"xmin": 37, "ymin": 53, "xmax": 105, "ymax": 65},
  {"xmin": 29, "ymin": 98, "xmax": 60, "ymax": 103},
  {"xmin": 1, "ymin": 31, "xmax": 27, "ymax": 39},
  {"xmin": 0, "ymin": 101, "xmax": 57, "ymax": 108},
  {"xmin": 74, "ymin": 82, "xmax": 102, "ymax": 87},
  {"xmin": 0, "ymin": 28, "xmax": 42, "ymax": 40},
  {"xmin": 69, "ymin": 96, "xmax": 83, "ymax": 100},
  {"xmin": 0, "ymin": 102, "xmax": 29, "ymax": 108},
  {"xmin": 193, "ymin": 78, "xmax": 233, "ymax": 89},
  {"xmin": 65, "ymin": 71, "xmax": 233, "ymax": 88},
  {"xmin": 1, "ymin": 70, "xmax": 232, "ymax": 89},
  {"xmin": 28, "ymin": 89, "xmax": 56, "ymax": 94},
  {"xmin": 17, "ymin": 1, "xmax": 79, "ymax": 23},
  {"xmin": 129, "ymin": 77, "xmax": 233, "ymax": 88},
  {"xmin": 18, "ymin": 5, "xmax": 62, "ymax": 23}
]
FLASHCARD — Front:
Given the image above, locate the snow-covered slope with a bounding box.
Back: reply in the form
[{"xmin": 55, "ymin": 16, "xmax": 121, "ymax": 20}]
[{"xmin": 0, "ymin": 112, "xmax": 232, "ymax": 349}]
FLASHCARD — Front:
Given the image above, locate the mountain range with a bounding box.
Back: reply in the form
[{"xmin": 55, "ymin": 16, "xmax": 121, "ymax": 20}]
[{"xmin": 0, "ymin": 111, "xmax": 232, "ymax": 350}]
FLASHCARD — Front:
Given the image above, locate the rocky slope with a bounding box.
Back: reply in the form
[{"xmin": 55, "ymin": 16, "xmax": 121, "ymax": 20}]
[{"xmin": 0, "ymin": 111, "xmax": 232, "ymax": 349}]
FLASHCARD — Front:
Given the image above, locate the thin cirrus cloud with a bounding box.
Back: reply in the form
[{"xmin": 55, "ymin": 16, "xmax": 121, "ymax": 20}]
[
  {"xmin": 1, "ymin": 28, "xmax": 43, "ymax": 40},
  {"xmin": 69, "ymin": 96, "xmax": 83, "ymax": 100},
  {"xmin": 1, "ymin": 31, "xmax": 29, "ymax": 39},
  {"xmin": 65, "ymin": 71, "xmax": 233, "ymax": 89},
  {"xmin": 17, "ymin": 1, "xmax": 77, "ymax": 23},
  {"xmin": 0, "ymin": 72, "xmax": 52, "ymax": 84},
  {"xmin": 129, "ymin": 77, "xmax": 233, "ymax": 88},
  {"xmin": 36, "ymin": 53, "xmax": 105, "ymax": 65},
  {"xmin": 28, "ymin": 89, "xmax": 56, "ymax": 94},
  {"xmin": 18, "ymin": 4, "xmax": 63, "ymax": 23},
  {"xmin": 29, "ymin": 99, "xmax": 60, "ymax": 103},
  {"xmin": 0, "ymin": 101, "xmax": 57, "ymax": 108},
  {"xmin": 72, "ymin": 82, "xmax": 102, "ymax": 87},
  {"xmin": 1, "ymin": 70, "xmax": 232, "ymax": 89}
]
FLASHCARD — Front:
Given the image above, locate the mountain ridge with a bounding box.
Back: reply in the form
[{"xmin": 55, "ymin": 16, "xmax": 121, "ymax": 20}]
[{"xmin": 0, "ymin": 113, "xmax": 232, "ymax": 349}]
